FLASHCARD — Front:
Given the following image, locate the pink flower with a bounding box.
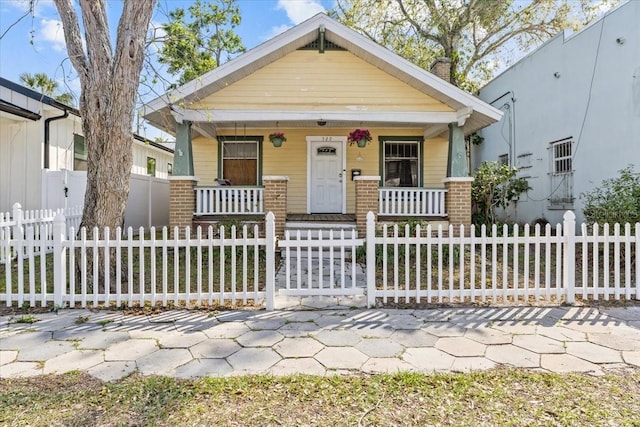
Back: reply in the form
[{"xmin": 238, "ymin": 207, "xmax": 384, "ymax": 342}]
[{"xmin": 347, "ymin": 129, "xmax": 372, "ymax": 145}]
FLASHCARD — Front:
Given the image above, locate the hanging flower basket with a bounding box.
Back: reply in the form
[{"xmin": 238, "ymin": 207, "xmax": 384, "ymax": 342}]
[
  {"xmin": 347, "ymin": 129, "xmax": 372, "ymax": 147},
  {"xmin": 269, "ymin": 132, "xmax": 286, "ymax": 147}
]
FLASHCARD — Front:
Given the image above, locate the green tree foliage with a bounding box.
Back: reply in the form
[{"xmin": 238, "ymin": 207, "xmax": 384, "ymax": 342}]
[
  {"xmin": 157, "ymin": 0, "xmax": 244, "ymax": 86},
  {"xmin": 472, "ymin": 161, "xmax": 529, "ymax": 225},
  {"xmin": 581, "ymin": 166, "xmax": 640, "ymax": 225},
  {"xmin": 332, "ymin": 0, "xmax": 618, "ymax": 91},
  {"xmin": 19, "ymin": 72, "xmax": 75, "ymax": 106}
]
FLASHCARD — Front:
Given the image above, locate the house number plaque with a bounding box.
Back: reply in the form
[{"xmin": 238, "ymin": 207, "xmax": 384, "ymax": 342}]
[{"xmin": 317, "ymin": 146, "xmax": 337, "ymax": 155}]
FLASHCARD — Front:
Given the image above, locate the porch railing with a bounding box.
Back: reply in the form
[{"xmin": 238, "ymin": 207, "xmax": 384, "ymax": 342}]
[
  {"xmin": 378, "ymin": 188, "xmax": 447, "ymax": 217},
  {"xmin": 195, "ymin": 187, "xmax": 264, "ymax": 215}
]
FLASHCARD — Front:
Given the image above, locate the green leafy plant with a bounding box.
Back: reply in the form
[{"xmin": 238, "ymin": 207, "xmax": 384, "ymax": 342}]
[
  {"xmin": 75, "ymin": 315, "xmax": 90, "ymax": 324},
  {"xmin": 581, "ymin": 165, "xmax": 640, "ymax": 225},
  {"xmin": 472, "ymin": 161, "xmax": 529, "ymax": 226},
  {"xmin": 157, "ymin": 0, "xmax": 245, "ymax": 86},
  {"xmin": 268, "ymin": 132, "xmax": 286, "ymax": 142},
  {"xmin": 12, "ymin": 315, "xmax": 39, "ymax": 324}
]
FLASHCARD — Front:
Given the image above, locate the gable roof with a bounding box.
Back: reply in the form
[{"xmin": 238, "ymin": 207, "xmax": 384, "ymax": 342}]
[{"xmin": 143, "ymin": 13, "xmax": 502, "ymax": 135}]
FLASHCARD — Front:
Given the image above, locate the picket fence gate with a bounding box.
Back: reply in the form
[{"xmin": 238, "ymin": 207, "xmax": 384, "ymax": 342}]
[{"xmin": 1, "ymin": 209, "xmax": 639, "ymax": 310}]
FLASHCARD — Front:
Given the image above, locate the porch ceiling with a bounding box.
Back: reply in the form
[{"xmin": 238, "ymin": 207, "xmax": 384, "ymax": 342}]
[
  {"xmin": 189, "ymin": 120, "xmax": 454, "ymax": 140},
  {"xmin": 173, "ymin": 106, "xmax": 475, "ymax": 139}
]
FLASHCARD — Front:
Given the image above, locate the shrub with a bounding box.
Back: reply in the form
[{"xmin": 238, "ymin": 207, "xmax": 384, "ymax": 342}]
[
  {"xmin": 581, "ymin": 165, "xmax": 640, "ymax": 225},
  {"xmin": 471, "ymin": 161, "xmax": 529, "ymax": 226}
]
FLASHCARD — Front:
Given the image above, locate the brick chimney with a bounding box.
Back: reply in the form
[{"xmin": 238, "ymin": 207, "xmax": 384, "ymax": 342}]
[{"xmin": 430, "ymin": 57, "xmax": 451, "ymax": 82}]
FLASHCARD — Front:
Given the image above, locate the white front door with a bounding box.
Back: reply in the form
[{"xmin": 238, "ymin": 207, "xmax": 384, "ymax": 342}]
[{"xmin": 309, "ymin": 140, "xmax": 344, "ymax": 213}]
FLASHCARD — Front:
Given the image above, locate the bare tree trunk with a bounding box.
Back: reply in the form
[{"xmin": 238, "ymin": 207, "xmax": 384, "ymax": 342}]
[{"xmin": 53, "ymin": 0, "xmax": 156, "ymax": 292}]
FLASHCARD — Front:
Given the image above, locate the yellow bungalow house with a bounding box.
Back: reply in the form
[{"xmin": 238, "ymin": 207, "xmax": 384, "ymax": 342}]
[{"xmin": 143, "ymin": 13, "xmax": 502, "ymax": 236}]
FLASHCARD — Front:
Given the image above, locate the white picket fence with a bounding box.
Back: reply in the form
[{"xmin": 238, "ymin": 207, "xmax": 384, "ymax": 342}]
[
  {"xmin": 1, "ymin": 213, "xmax": 273, "ymax": 309},
  {"xmin": 0, "ymin": 203, "xmax": 82, "ymax": 264},
  {"xmin": 366, "ymin": 212, "xmax": 637, "ymax": 305},
  {"xmin": 0, "ymin": 209, "xmax": 638, "ymax": 309}
]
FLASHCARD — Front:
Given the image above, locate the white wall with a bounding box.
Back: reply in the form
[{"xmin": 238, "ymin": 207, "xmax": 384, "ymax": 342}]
[
  {"xmin": 131, "ymin": 141, "xmax": 173, "ymax": 179},
  {"xmin": 0, "ymin": 115, "xmax": 43, "ymax": 212},
  {"xmin": 473, "ymin": 0, "xmax": 640, "ymax": 225},
  {"xmin": 42, "ymin": 170, "xmax": 170, "ymax": 228},
  {"xmin": 124, "ymin": 174, "xmax": 170, "ymax": 229}
]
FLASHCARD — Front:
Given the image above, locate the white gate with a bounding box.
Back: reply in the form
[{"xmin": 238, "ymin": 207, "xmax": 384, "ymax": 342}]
[{"xmin": 277, "ymin": 229, "xmax": 365, "ymax": 296}]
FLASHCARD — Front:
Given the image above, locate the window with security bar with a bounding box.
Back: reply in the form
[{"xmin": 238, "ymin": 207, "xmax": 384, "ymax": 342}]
[
  {"xmin": 383, "ymin": 141, "xmax": 420, "ymax": 187},
  {"xmin": 222, "ymin": 141, "xmax": 259, "ymax": 186},
  {"xmin": 553, "ymin": 140, "xmax": 572, "ymax": 174},
  {"xmin": 549, "ymin": 138, "xmax": 574, "ymax": 208}
]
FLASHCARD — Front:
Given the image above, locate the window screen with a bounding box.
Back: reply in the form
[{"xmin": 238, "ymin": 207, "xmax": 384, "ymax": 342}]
[
  {"xmin": 222, "ymin": 141, "xmax": 259, "ymax": 185},
  {"xmin": 383, "ymin": 141, "xmax": 419, "ymax": 187}
]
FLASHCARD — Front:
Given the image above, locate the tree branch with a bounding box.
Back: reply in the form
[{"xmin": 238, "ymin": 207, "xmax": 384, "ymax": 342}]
[{"xmin": 52, "ymin": 0, "xmax": 88, "ymax": 82}]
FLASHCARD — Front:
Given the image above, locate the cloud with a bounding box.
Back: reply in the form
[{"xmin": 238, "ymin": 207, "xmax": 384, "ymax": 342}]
[
  {"xmin": 261, "ymin": 24, "xmax": 292, "ymax": 42},
  {"xmin": 276, "ymin": 0, "xmax": 326, "ymax": 25},
  {"xmin": 39, "ymin": 18, "xmax": 66, "ymax": 51}
]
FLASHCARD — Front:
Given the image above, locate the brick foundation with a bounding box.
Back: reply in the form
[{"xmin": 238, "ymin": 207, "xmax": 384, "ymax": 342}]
[
  {"xmin": 169, "ymin": 177, "xmax": 198, "ymax": 235},
  {"xmin": 355, "ymin": 176, "xmax": 380, "ymax": 237},
  {"xmin": 443, "ymin": 177, "xmax": 473, "ymax": 234},
  {"xmin": 263, "ymin": 176, "xmax": 289, "ymax": 237}
]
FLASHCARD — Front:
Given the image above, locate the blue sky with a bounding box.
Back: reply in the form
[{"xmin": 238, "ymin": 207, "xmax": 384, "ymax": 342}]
[{"xmin": 0, "ymin": 0, "xmax": 334, "ymax": 96}]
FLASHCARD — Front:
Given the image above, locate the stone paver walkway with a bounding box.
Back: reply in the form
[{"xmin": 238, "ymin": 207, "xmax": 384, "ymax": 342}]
[{"xmin": 1, "ymin": 305, "xmax": 639, "ymax": 381}]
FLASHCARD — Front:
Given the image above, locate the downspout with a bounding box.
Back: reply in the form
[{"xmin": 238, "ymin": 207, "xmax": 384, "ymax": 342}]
[{"xmin": 44, "ymin": 109, "xmax": 69, "ymax": 169}]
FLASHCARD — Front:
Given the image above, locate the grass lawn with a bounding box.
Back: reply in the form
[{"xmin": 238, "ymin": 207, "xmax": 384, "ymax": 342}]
[{"xmin": 1, "ymin": 369, "xmax": 639, "ymax": 426}]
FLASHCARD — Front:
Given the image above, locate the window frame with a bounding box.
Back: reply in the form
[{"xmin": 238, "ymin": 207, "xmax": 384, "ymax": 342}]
[
  {"xmin": 378, "ymin": 136, "xmax": 424, "ymax": 188},
  {"xmin": 548, "ymin": 137, "xmax": 574, "ymax": 209},
  {"xmin": 217, "ymin": 135, "xmax": 264, "ymax": 186},
  {"xmin": 551, "ymin": 139, "xmax": 573, "ymax": 175},
  {"xmin": 73, "ymin": 133, "xmax": 87, "ymax": 171}
]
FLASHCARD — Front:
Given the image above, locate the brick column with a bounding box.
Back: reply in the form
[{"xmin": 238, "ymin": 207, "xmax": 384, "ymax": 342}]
[
  {"xmin": 263, "ymin": 176, "xmax": 289, "ymax": 237},
  {"xmin": 355, "ymin": 176, "xmax": 380, "ymax": 237},
  {"xmin": 443, "ymin": 177, "xmax": 473, "ymax": 232},
  {"xmin": 169, "ymin": 176, "xmax": 198, "ymax": 235}
]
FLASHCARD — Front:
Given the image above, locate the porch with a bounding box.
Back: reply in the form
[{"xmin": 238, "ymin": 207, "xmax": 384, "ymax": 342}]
[{"xmin": 188, "ymin": 183, "xmax": 453, "ymax": 236}]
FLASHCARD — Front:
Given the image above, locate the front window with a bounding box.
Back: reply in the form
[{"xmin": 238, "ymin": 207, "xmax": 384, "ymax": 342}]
[
  {"xmin": 221, "ymin": 139, "xmax": 260, "ymax": 185},
  {"xmin": 383, "ymin": 140, "xmax": 420, "ymax": 187}
]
